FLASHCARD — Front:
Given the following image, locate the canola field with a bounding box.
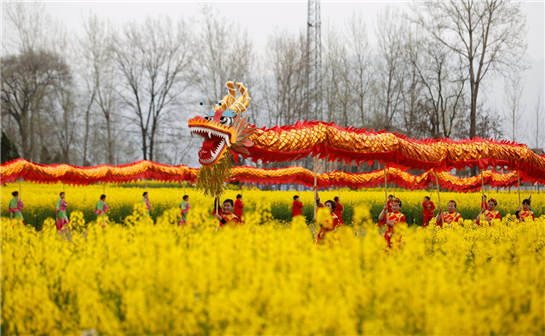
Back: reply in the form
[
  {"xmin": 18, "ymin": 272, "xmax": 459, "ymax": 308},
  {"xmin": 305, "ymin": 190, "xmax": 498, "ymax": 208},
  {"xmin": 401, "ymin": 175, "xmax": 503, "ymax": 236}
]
[
  {"xmin": 2, "ymin": 182, "xmax": 544, "ymax": 335},
  {"xmin": 1, "ymin": 181, "xmax": 543, "ymax": 227}
]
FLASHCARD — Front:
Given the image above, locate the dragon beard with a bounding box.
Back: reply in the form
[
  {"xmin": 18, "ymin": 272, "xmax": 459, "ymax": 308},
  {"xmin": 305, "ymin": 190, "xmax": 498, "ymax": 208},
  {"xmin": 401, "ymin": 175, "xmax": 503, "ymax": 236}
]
[{"xmin": 195, "ymin": 156, "xmax": 233, "ymax": 198}]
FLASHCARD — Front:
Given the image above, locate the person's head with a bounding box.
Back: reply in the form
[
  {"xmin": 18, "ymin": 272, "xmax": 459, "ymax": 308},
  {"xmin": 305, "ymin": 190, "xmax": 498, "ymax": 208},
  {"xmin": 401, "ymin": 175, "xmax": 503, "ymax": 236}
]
[
  {"xmin": 424, "ymin": 196, "xmax": 430, "ymax": 202},
  {"xmin": 60, "ymin": 192, "xmax": 65, "ymax": 199},
  {"xmin": 392, "ymin": 198, "xmax": 402, "ymax": 212},
  {"xmin": 12, "ymin": 191, "xmax": 18, "ymax": 198},
  {"xmin": 100, "ymin": 194, "xmax": 106, "ymax": 201},
  {"xmin": 325, "ymin": 200, "xmax": 337, "ymax": 213},
  {"xmin": 334, "ymin": 196, "xmax": 339, "ymax": 202},
  {"xmin": 488, "ymin": 198, "xmax": 497, "ymax": 210},
  {"xmin": 482, "ymin": 195, "xmax": 487, "ymax": 201},
  {"xmin": 143, "ymin": 192, "xmax": 148, "ymax": 198},
  {"xmin": 223, "ymin": 199, "xmax": 234, "ymax": 213},
  {"xmin": 447, "ymin": 200, "xmax": 457, "ymax": 212},
  {"xmin": 293, "ymin": 195, "xmax": 299, "ymax": 201},
  {"xmin": 388, "ymin": 195, "xmax": 394, "ymax": 200},
  {"xmin": 183, "ymin": 195, "xmax": 189, "ymax": 201},
  {"xmin": 522, "ymin": 199, "xmax": 531, "ymax": 211},
  {"xmin": 236, "ymin": 194, "xmax": 242, "ymax": 200}
]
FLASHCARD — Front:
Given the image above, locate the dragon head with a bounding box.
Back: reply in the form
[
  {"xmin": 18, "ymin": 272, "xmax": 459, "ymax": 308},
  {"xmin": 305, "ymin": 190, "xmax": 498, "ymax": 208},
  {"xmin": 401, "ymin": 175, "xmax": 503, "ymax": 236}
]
[{"xmin": 188, "ymin": 81, "xmax": 255, "ymax": 166}]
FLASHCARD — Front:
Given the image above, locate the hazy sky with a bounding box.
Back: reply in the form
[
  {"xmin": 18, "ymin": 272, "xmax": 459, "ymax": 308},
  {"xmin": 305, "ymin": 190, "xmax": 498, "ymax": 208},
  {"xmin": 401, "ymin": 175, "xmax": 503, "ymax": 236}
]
[
  {"xmin": 40, "ymin": 1, "xmax": 545, "ymax": 146},
  {"xmin": 44, "ymin": 1, "xmax": 544, "ymax": 61}
]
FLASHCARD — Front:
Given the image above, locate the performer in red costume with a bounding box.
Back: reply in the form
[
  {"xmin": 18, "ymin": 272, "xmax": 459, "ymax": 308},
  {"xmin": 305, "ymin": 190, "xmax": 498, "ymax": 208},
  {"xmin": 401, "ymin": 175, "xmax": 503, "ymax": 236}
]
[
  {"xmin": 234, "ymin": 194, "xmax": 244, "ymax": 219},
  {"xmin": 476, "ymin": 198, "xmax": 501, "ymax": 225},
  {"xmin": 436, "ymin": 200, "xmax": 462, "ymax": 227},
  {"xmin": 378, "ymin": 198, "xmax": 406, "ymax": 248},
  {"xmin": 387, "ymin": 195, "xmax": 394, "ymax": 213},
  {"xmin": 314, "ymin": 191, "xmax": 340, "ymax": 244},
  {"xmin": 292, "ymin": 195, "xmax": 304, "ymax": 218},
  {"xmin": 333, "ymin": 196, "xmax": 344, "ymax": 224},
  {"xmin": 515, "ymin": 199, "xmax": 535, "ymax": 222},
  {"xmin": 422, "ymin": 196, "xmax": 435, "ymax": 227},
  {"xmin": 214, "ymin": 199, "xmax": 240, "ymax": 227}
]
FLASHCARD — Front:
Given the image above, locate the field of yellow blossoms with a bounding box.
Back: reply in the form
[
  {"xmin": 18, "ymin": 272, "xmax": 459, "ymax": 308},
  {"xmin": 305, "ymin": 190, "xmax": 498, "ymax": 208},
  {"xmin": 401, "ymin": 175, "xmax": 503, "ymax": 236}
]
[{"xmin": 2, "ymin": 182, "xmax": 544, "ymax": 335}]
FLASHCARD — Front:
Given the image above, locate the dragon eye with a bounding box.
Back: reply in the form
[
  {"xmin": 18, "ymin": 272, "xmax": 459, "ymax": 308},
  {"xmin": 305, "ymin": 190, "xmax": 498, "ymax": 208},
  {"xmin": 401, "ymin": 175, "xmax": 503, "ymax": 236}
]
[
  {"xmin": 204, "ymin": 116, "xmax": 212, "ymax": 121},
  {"xmin": 219, "ymin": 116, "xmax": 233, "ymax": 126}
]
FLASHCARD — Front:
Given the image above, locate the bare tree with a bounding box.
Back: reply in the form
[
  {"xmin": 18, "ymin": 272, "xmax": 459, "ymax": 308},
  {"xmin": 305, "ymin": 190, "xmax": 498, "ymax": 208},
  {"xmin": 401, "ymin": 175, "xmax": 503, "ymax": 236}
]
[
  {"xmin": 2, "ymin": 2, "xmax": 49, "ymax": 55},
  {"xmin": 504, "ymin": 74, "xmax": 526, "ymax": 142},
  {"xmin": 193, "ymin": 8, "xmax": 256, "ymax": 105},
  {"xmin": 344, "ymin": 12, "xmax": 373, "ymax": 128},
  {"xmin": 113, "ymin": 16, "xmax": 193, "ymax": 161},
  {"xmin": 79, "ymin": 13, "xmax": 119, "ymax": 164},
  {"xmin": 408, "ymin": 33, "xmax": 467, "ymax": 138},
  {"xmin": 1, "ymin": 50, "xmax": 71, "ymax": 160},
  {"xmin": 533, "ymin": 85, "xmax": 544, "ymax": 149},
  {"xmin": 410, "ymin": 0, "xmax": 528, "ymax": 140},
  {"xmin": 374, "ymin": 6, "xmax": 406, "ymax": 128},
  {"xmin": 1, "ymin": 2, "xmax": 70, "ymax": 162},
  {"xmin": 264, "ymin": 30, "xmax": 308, "ymax": 127}
]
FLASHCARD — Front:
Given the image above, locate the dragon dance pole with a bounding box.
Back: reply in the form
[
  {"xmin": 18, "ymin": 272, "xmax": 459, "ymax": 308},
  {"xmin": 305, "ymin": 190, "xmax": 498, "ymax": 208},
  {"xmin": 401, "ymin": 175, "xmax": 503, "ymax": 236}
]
[
  {"xmin": 517, "ymin": 171, "xmax": 522, "ymax": 210},
  {"xmin": 19, "ymin": 179, "xmax": 21, "ymax": 200},
  {"xmin": 481, "ymin": 170, "xmax": 485, "ymax": 211},
  {"xmin": 434, "ymin": 170, "xmax": 445, "ymax": 226},
  {"xmin": 103, "ymin": 180, "xmax": 106, "ymax": 226},
  {"xmin": 313, "ymin": 156, "xmax": 318, "ymax": 219},
  {"xmin": 383, "ymin": 163, "xmax": 388, "ymax": 219}
]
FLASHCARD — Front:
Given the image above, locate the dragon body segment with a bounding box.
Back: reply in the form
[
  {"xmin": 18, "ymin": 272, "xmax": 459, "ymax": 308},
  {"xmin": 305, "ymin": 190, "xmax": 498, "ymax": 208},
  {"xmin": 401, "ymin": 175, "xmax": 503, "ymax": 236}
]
[{"xmin": 188, "ymin": 83, "xmax": 545, "ymax": 196}]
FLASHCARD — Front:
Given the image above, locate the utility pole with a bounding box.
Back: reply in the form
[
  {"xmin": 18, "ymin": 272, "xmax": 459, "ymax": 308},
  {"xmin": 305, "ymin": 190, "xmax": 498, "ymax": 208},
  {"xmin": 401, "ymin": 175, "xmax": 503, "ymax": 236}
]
[{"xmin": 306, "ymin": 0, "xmax": 322, "ymax": 122}]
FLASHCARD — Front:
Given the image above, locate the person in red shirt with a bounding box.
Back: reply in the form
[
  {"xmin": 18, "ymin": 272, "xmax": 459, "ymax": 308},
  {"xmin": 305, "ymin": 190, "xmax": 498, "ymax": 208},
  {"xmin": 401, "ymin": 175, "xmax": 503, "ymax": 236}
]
[
  {"xmin": 422, "ymin": 196, "xmax": 435, "ymax": 227},
  {"xmin": 481, "ymin": 195, "xmax": 488, "ymax": 212},
  {"xmin": 314, "ymin": 192, "xmax": 340, "ymax": 244},
  {"xmin": 378, "ymin": 198, "xmax": 406, "ymax": 249},
  {"xmin": 436, "ymin": 200, "xmax": 462, "ymax": 228},
  {"xmin": 476, "ymin": 198, "xmax": 501, "ymax": 225},
  {"xmin": 515, "ymin": 199, "xmax": 535, "ymax": 222},
  {"xmin": 333, "ymin": 196, "xmax": 344, "ymax": 224},
  {"xmin": 292, "ymin": 195, "xmax": 304, "ymax": 218},
  {"xmin": 214, "ymin": 199, "xmax": 240, "ymax": 227},
  {"xmin": 234, "ymin": 194, "xmax": 244, "ymax": 219},
  {"xmin": 387, "ymin": 195, "xmax": 394, "ymax": 213}
]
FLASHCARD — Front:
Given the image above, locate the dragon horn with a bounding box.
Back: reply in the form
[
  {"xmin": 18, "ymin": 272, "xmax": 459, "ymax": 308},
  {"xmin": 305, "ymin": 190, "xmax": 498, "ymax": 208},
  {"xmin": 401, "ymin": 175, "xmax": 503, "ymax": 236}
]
[
  {"xmin": 231, "ymin": 82, "xmax": 250, "ymax": 115},
  {"xmin": 215, "ymin": 81, "xmax": 236, "ymax": 111}
]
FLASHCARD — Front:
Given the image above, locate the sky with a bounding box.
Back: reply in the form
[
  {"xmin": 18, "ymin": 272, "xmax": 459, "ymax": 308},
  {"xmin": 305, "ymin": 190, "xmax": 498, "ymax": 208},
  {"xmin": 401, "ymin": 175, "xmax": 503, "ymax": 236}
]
[{"xmin": 36, "ymin": 1, "xmax": 545, "ymax": 147}]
